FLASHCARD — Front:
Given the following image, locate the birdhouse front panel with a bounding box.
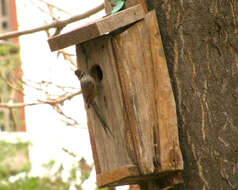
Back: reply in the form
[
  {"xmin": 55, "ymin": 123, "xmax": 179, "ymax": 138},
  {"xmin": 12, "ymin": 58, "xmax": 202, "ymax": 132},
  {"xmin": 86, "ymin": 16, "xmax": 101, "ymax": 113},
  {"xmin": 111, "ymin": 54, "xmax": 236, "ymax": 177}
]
[{"xmin": 76, "ymin": 38, "xmax": 139, "ymax": 175}]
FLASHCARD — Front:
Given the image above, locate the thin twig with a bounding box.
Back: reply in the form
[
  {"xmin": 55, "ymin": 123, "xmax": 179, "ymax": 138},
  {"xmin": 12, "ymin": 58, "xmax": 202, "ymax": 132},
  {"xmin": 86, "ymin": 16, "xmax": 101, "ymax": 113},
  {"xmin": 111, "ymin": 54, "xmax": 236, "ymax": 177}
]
[
  {"xmin": 52, "ymin": 104, "xmax": 79, "ymax": 126},
  {"xmin": 0, "ymin": 91, "xmax": 82, "ymax": 108},
  {"xmin": 0, "ymin": 3, "xmax": 104, "ymax": 40},
  {"xmin": 44, "ymin": 91, "xmax": 82, "ymax": 105},
  {"xmin": 38, "ymin": 80, "xmax": 78, "ymax": 91},
  {"xmin": 37, "ymin": 0, "xmax": 72, "ymax": 15},
  {"xmin": 0, "ymin": 102, "xmax": 44, "ymax": 108},
  {"xmin": 34, "ymin": 3, "xmax": 59, "ymax": 21},
  {"xmin": 57, "ymin": 50, "xmax": 77, "ymax": 67}
]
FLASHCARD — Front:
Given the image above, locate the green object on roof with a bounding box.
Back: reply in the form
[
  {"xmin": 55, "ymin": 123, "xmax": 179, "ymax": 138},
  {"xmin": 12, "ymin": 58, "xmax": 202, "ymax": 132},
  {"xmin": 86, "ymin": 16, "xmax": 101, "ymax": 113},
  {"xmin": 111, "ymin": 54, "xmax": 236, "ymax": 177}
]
[{"xmin": 111, "ymin": 0, "xmax": 126, "ymax": 14}]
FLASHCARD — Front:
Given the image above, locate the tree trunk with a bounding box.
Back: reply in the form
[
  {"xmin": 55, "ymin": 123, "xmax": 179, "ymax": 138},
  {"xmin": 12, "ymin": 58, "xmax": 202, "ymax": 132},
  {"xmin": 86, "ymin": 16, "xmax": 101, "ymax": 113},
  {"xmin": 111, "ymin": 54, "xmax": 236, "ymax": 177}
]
[{"xmin": 147, "ymin": 0, "xmax": 238, "ymax": 189}]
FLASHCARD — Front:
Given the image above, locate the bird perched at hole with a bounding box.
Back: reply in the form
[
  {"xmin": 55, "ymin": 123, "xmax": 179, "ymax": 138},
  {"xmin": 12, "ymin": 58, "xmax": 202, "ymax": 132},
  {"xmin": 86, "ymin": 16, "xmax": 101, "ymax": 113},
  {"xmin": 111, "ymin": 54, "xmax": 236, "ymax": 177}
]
[
  {"xmin": 75, "ymin": 70, "xmax": 97, "ymax": 107},
  {"xmin": 75, "ymin": 69, "xmax": 113, "ymax": 137}
]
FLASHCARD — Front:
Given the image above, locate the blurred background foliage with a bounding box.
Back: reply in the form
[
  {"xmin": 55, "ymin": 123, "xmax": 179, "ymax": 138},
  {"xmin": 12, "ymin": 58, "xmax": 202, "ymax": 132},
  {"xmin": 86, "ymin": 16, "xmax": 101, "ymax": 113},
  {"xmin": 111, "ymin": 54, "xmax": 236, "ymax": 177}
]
[
  {"xmin": 0, "ymin": 43, "xmax": 24, "ymax": 131},
  {"xmin": 0, "ymin": 140, "xmax": 97, "ymax": 190}
]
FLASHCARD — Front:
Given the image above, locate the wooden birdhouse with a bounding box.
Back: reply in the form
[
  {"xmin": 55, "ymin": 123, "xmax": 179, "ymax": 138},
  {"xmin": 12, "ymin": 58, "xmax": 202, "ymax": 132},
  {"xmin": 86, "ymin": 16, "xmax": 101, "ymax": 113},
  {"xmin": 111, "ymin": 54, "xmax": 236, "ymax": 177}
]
[{"xmin": 48, "ymin": 2, "xmax": 184, "ymax": 189}]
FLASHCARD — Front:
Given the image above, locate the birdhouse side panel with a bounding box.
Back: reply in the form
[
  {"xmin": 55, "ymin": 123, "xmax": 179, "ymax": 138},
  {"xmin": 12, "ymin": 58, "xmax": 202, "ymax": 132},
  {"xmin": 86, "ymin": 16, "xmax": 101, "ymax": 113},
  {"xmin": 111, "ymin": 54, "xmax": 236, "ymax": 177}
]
[
  {"xmin": 112, "ymin": 20, "xmax": 157, "ymax": 175},
  {"xmin": 112, "ymin": 10, "xmax": 184, "ymax": 174},
  {"xmin": 144, "ymin": 11, "xmax": 184, "ymax": 172},
  {"xmin": 76, "ymin": 38, "xmax": 137, "ymax": 174}
]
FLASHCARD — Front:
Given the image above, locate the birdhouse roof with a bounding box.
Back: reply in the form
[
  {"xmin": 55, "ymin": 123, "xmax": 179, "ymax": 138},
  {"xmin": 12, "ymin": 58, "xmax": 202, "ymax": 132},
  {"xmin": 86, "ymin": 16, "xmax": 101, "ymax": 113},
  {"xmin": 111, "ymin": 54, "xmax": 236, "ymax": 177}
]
[{"xmin": 48, "ymin": 4, "xmax": 145, "ymax": 52}]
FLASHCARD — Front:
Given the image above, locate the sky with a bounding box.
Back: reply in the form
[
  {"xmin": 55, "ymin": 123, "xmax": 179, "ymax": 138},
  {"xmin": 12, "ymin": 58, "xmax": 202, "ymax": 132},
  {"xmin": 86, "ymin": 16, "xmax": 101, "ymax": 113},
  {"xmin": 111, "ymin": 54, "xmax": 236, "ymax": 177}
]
[{"xmin": 15, "ymin": 0, "xmax": 103, "ymax": 189}]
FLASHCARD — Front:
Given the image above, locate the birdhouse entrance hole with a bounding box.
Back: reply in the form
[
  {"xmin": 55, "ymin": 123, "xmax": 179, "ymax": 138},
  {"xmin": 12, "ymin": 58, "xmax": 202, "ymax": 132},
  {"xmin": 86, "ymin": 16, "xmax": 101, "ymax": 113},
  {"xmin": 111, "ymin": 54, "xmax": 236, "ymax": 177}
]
[{"xmin": 90, "ymin": 65, "xmax": 103, "ymax": 82}]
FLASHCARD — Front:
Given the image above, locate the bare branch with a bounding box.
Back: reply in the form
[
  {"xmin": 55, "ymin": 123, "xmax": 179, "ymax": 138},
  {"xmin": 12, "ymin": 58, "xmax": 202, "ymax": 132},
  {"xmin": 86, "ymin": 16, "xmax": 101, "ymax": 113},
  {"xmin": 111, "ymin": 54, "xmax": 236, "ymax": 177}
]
[
  {"xmin": 44, "ymin": 91, "xmax": 81, "ymax": 105},
  {"xmin": 45, "ymin": 29, "xmax": 77, "ymax": 66},
  {"xmin": 0, "ymin": 91, "xmax": 82, "ymax": 108},
  {"xmin": 0, "ymin": 3, "xmax": 104, "ymax": 40},
  {"xmin": 0, "ymin": 102, "xmax": 43, "ymax": 108},
  {"xmin": 52, "ymin": 104, "xmax": 79, "ymax": 126},
  {"xmin": 57, "ymin": 49, "xmax": 77, "ymax": 67},
  {"xmin": 39, "ymin": 80, "xmax": 78, "ymax": 91}
]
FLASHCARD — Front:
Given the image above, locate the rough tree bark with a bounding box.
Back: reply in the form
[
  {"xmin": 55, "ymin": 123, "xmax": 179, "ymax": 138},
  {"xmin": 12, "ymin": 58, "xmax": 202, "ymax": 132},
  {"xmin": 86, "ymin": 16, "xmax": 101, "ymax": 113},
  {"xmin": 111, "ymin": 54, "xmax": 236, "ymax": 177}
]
[{"xmin": 147, "ymin": 0, "xmax": 238, "ymax": 189}]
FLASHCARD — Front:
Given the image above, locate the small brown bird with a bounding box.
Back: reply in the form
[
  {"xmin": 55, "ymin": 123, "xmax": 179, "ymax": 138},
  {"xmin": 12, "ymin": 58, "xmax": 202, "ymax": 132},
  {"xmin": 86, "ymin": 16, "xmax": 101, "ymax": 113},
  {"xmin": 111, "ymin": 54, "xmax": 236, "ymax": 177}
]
[
  {"xmin": 75, "ymin": 70, "xmax": 113, "ymax": 136},
  {"xmin": 75, "ymin": 70, "xmax": 97, "ymax": 106}
]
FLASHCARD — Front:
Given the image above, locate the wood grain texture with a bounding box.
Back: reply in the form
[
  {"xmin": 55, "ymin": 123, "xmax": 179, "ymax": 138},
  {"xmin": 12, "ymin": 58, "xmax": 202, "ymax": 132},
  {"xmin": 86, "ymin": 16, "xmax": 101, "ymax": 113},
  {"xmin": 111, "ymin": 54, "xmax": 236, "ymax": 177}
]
[
  {"xmin": 97, "ymin": 165, "xmax": 139, "ymax": 187},
  {"xmin": 111, "ymin": 10, "xmax": 183, "ymax": 175},
  {"xmin": 125, "ymin": 0, "xmax": 148, "ymax": 12},
  {"xmin": 112, "ymin": 16, "xmax": 156, "ymax": 175},
  {"xmin": 76, "ymin": 37, "xmax": 136, "ymax": 174},
  {"xmin": 104, "ymin": 0, "xmax": 113, "ymax": 14},
  {"xmin": 75, "ymin": 10, "xmax": 183, "ymax": 187},
  {"xmin": 98, "ymin": 169, "xmax": 183, "ymax": 188},
  {"xmin": 144, "ymin": 11, "xmax": 184, "ymax": 172},
  {"xmin": 48, "ymin": 5, "xmax": 145, "ymax": 51}
]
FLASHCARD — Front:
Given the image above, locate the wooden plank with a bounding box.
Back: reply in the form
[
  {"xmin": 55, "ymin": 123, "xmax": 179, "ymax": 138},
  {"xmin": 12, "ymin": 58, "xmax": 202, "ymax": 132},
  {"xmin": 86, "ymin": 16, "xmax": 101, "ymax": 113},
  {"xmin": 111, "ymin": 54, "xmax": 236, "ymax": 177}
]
[
  {"xmin": 112, "ymin": 14, "xmax": 156, "ymax": 175},
  {"xmin": 144, "ymin": 11, "xmax": 184, "ymax": 171},
  {"xmin": 104, "ymin": 0, "xmax": 113, "ymax": 14},
  {"xmin": 112, "ymin": 10, "xmax": 183, "ymax": 174},
  {"xmin": 76, "ymin": 36, "xmax": 137, "ymax": 174},
  {"xmin": 125, "ymin": 0, "xmax": 148, "ymax": 12},
  {"xmin": 98, "ymin": 170, "xmax": 183, "ymax": 188},
  {"xmin": 48, "ymin": 4, "xmax": 145, "ymax": 51},
  {"xmin": 97, "ymin": 165, "xmax": 139, "ymax": 187}
]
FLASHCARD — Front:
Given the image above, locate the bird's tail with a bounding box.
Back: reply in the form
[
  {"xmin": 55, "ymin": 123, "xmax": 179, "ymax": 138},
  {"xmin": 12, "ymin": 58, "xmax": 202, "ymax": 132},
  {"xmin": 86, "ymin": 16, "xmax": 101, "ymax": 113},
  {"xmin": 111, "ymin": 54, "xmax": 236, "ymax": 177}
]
[{"xmin": 91, "ymin": 102, "xmax": 114, "ymax": 137}]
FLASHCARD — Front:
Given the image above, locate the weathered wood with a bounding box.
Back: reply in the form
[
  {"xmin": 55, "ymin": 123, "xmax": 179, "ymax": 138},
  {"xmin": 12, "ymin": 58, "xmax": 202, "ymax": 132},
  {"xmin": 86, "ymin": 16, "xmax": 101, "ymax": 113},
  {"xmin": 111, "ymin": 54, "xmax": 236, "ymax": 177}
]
[
  {"xmin": 104, "ymin": 0, "xmax": 113, "ymax": 14},
  {"xmin": 75, "ymin": 10, "xmax": 183, "ymax": 188},
  {"xmin": 48, "ymin": 5, "xmax": 145, "ymax": 51},
  {"xmin": 112, "ymin": 10, "xmax": 183, "ymax": 174},
  {"xmin": 125, "ymin": 0, "xmax": 148, "ymax": 12},
  {"xmin": 97, "ymin": 165, "xmax": 139, "ymax": 187},
  {"xmin": 145, "ymin": 11, "xmax": 184, "ymax": 172},
  {"xmin": 98, "ymin": 171, "xmax": 183, "ymax": 188},
  {"xmin": 76, "ymin": 37, "xmax": 136, "ymax": 174},
  {"xmin": 112, "ymin": 14, "xmax": 156, "ymax": 175}
]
